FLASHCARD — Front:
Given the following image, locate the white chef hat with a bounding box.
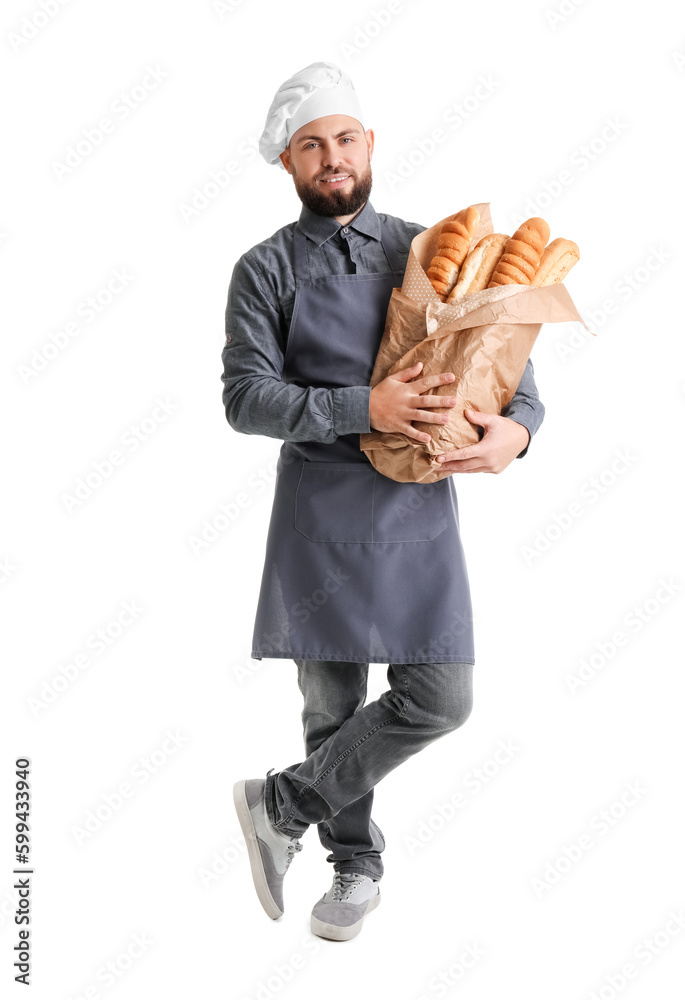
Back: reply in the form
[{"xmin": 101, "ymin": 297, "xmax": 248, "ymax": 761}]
[{"xmin": 259, "ymin": 61, "xmax": 365, "ymax": 169}]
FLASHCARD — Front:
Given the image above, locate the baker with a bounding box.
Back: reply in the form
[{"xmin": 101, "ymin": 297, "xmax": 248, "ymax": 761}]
[{"xmin": 222, "ymin": 61, "xmax": 545, "ymax": 942}]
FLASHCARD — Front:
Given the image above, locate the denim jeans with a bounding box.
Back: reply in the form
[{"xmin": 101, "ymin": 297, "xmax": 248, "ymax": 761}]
[{"xmin": 264, "ymin": 659, "xmax": 474, "ymax": 881}]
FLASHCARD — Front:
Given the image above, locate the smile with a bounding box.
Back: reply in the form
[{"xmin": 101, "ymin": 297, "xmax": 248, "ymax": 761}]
[{"xmin": 320, "ymin": 175, "xmax": 350, "ymax": 185}]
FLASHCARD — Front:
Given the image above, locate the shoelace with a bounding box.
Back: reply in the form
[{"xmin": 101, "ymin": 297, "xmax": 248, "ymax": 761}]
[
  {"xmin": 330, "ymin": 872, "xmax": 367, "ymax": 902},
  {"xmin": 284, "ymin": 840, "xmax": 303, "ymax": 870}
]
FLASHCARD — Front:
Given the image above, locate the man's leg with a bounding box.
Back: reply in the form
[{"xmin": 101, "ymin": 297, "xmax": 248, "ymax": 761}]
[
  {"xmin": 296, "ymin": 659, "xmax": 385, "ymax": 881},
  {"xmin": 265, "ymin": 661, "xmax": 473, "ymax": 837}
]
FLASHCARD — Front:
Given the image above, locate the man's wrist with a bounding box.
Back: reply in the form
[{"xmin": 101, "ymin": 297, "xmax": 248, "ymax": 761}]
[
  {"xmin": 505, "ymin": 416, "xmax": 532, "ymax": 458},
  {"xmin": 332, "ymin": 385, "xmax": 372, "ymax": 435}
]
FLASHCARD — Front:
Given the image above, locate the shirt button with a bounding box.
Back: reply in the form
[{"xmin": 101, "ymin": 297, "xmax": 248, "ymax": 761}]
[{"xmin": 342, "ymin": 227, "xmax": 349, "ymax": 234}]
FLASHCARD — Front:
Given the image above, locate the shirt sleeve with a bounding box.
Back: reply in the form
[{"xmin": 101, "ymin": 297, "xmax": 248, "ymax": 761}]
[
  {"xmin": 499, "ymin": 357, "xmax": 546, "ymax": 459},
  {"xmin": 221, "ymin": 251, "xmax": 371, "ymax": 442}
]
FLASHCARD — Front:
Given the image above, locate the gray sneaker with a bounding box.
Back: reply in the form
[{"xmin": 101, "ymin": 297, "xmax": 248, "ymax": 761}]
[
  {"xmin": 232, "ymin": 777, "xmax": 303, "ymax": 919},
  {"xmin": 311, "ymin": 872, "xmax": 381, "ymax": 941}
]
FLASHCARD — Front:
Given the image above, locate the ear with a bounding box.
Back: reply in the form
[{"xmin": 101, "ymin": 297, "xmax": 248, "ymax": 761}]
[
  {"xmin": 364, "ymin": 128, "xmax": 375, "ymax": 161},
  {"xmin": 279, "ymin": 146, "xmax": 292, "ymax": 173}
]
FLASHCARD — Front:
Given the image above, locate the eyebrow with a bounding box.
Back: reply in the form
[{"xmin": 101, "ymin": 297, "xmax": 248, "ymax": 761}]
[{"xmin": 296, "ymin": 128, "xmax": 361, "ymax": 143}]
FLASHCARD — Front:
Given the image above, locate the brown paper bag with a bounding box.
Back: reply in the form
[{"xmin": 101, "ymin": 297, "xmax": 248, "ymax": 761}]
[{"xmin": 360, "ymin": 202, "xmax": 588, "ymax": 483}]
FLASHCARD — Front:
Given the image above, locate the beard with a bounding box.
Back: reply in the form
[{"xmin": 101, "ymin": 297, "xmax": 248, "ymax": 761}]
[{"xmin": 291, "ymin": 160, "xmax": 373, "ymax": 217}]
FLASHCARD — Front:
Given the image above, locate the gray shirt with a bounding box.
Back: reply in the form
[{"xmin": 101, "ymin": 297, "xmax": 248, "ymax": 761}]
[{"xmin": 221, "ymin": 199, "xmax": 545, "ymax": 458}]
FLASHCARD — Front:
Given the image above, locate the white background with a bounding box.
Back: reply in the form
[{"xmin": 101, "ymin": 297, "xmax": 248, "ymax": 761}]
[{"xmin": 2, "ymin": 0, "xmax": 684, "ymax": 997}]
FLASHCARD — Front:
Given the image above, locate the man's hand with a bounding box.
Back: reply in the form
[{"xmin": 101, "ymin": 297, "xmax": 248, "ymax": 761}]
[
  {"xmin": 369, "ymin": 361, "xmax": 457, "ymax": 443},
  {"xmin": 434, "ymin": 409, "xmax": 530, "ymax": 474}
]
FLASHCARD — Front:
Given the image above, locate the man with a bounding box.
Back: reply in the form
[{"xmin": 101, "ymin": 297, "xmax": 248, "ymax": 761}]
[{"xmin": 222, "ymin": 62, "xmax": 544, "ymax": 941}]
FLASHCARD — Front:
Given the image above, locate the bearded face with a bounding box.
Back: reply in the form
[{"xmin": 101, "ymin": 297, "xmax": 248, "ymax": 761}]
[
  {"xmin": 290, "ymin": 158, "xmax": 373, "ymax": 218},
  {"xmin": 282, "ymin": 115, "xmax": 375, "ymax": 219}
]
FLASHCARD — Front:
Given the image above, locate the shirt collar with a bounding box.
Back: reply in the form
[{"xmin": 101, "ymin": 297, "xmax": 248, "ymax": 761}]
[{"xmin": 297, "ymin": 199, "xmax": 381, "ymax": 247}]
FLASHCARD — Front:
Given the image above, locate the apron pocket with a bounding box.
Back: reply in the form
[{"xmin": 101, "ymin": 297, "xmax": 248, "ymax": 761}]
[
  {"xmin": 294, "ymin": 462, "xmax": 448, "ymax": 543},
  {"xmin": 295, "ymin": 462, "xmax": 375, "ymax": 543},
  {"xmin": 372, "ymin": 475, "xmax": 448, "ymax": 542}
]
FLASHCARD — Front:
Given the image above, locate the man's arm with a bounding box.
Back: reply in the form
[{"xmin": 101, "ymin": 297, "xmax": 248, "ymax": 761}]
[
  {"xmin": 221, "ymin": 252, "xmax": 371, "ymax": 442},
  {"xmin": 499, "ymin": 357, "xmax": 546, "ymax": 459}
]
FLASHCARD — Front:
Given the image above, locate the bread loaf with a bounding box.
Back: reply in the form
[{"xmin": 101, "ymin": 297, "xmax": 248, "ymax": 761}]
[
  {"xmin": 446, "ymin": 233, "xmax": 509, "ymax": 301},
  {"xmin": 531, "ymin": 237, "xmax": 580, "ymax": 286},
  {"xmin": 487, "ymin": 217, "xmax": 550, "ymax": 287},
  {"xmin": 426, "ymin": 206, "xmax": 480, "ymax": 300}
]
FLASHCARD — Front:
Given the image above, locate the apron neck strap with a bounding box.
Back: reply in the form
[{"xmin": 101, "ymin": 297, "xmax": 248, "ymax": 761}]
[{"xmin": 293, "ymin": 215, "xmax": 405, "ymax": 282}]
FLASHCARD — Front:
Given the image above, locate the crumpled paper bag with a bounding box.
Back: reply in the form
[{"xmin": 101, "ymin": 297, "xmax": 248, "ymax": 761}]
[{"xmin": 360, "ymin": 202, "xmax": 588, "ymax": 483}]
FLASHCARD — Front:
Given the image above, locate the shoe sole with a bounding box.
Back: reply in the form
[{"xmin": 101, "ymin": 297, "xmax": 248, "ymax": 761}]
[
  {"xmin": 232, "ymin": 780, "xmax": 283, "ymax": 920},
  {"xmin": 310, "ymin": 889, "xmax": 381, "ymax": 941}
]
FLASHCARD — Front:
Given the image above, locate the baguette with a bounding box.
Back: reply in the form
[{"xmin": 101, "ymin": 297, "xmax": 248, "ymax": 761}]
[
  {"xmin": 426, "ymin": 205, "xmax": 480, "ymax": 300},
  {"xmin": 531, "ymin": 237, "xmax": 580, "ymax": 286},
  {"xmin": 487, "ymin": 217, "xmax": 550, "ymax": 287},
  {"xmin": 446, "ymin": 233, "xmax": 509, "ymax": 301}
]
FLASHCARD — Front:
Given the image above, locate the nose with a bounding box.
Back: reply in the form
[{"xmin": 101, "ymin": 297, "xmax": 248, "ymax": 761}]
[{"xmin": 321, "ymin": 141, "xmax": 345, "ymax": 169}]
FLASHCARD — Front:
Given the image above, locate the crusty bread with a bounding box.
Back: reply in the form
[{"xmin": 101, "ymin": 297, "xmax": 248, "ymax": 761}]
[
  {"xmin": 531, "ymin": 237, "xmax": 580, "ymax": 286},
  {"xmin": 426, "ymin": 206, "xmax": 480, "ymax": 300},
  {"xmin": 446, "ymin": 233, "xmax": 509, "ymax": 301},
  {"xmin": 487, "ymin": 217, "xmax": 550, "ymax": 287}
]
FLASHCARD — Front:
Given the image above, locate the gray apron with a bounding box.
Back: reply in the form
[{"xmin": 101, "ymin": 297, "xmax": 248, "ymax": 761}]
[{"xmin": 251, "ymin": 219, "xmax": 475, "ymax": 665}]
